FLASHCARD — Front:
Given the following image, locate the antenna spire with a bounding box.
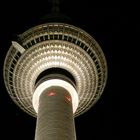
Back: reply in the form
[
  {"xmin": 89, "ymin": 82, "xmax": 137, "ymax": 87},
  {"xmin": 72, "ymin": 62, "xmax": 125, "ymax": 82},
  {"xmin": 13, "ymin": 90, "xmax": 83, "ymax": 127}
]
[{"xmin": 49, "ymin": 0, "xmax": 61, "ymax": 13}]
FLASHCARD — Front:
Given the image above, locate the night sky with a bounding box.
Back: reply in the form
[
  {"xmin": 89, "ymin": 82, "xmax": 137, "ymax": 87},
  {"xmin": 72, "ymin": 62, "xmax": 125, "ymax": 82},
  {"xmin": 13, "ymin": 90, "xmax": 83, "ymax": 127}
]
[{"xmin": 0, "ymin": 1, "xmax": 123, "ymax": 140}]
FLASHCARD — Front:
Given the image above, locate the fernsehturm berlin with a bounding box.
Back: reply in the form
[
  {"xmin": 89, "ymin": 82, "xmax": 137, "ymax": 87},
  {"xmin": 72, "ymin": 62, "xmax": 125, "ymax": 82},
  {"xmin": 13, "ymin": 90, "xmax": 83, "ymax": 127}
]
[{"xmin": 3, "ymin": 1, "xmax": 107, "ymax": 140}]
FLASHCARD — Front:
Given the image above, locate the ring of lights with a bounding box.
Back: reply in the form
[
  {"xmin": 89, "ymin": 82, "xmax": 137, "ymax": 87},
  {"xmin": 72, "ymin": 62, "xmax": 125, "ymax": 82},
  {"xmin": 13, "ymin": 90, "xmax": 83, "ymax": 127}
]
[
  {"xmin": 4, "ymin": 23, "xmax": 107, "ymax": 117},
  {"xmin": 13, "ymin": 41, "xmax": 97, "ymax": 116}
]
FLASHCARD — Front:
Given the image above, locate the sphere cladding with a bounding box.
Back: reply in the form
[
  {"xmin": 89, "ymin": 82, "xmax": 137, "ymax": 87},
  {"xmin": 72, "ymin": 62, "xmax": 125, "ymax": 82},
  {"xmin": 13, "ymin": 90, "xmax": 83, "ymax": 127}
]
[{"xmin": 3, "ymin": 23, "xmax": 107, "ymax": 117}]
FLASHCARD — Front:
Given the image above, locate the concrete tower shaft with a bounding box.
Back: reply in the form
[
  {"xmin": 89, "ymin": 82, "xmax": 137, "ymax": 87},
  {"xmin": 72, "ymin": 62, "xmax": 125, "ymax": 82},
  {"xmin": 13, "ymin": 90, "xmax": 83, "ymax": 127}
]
[{"xmin": 35, "ymin": 86, "xmax": 76, "ymax": 140}]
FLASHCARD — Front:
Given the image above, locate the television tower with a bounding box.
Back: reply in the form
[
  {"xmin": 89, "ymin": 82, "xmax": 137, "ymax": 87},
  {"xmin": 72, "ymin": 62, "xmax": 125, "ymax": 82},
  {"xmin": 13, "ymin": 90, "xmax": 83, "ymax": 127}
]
[{"xmin": 3, "ymin": 1, "xmax": 107, "ymax": 140}]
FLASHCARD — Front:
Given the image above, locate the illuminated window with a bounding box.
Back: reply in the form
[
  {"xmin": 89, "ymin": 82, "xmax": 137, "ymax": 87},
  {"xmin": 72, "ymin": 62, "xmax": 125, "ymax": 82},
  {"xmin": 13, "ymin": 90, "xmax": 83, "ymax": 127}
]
[
  {"xmin": 59, "ymin": 35, "xmax": 62, "ymax": 40},
  {"xmin": 50, "ymin": 35, "xmax": 53, "ymax": 40},
  {"xmin": 40, "ymin": 36, "xmax": 44, "ymax": 41},
  {"xmin": 27, "ymin": 42, "xmax": 31, "ymax": 48},
  {"xmin": 44, "ymin": 35, "xmax": 48, "ymax": 40},
  {"xmin": 68, "ymin": 37, "xmax": 72, "ymax": 42},
  {"xmin": 54, "ymin": 35, "xmax": 58, "ymax": 40},
  {"xmin": 35, "ymin": 38, "xmax": 40, "ymax": 43},
  {"xmin": 31, "ymin": 40, "xmax": 35, "ymax": 45},
  {"xmin": 64, "ymin": 35, "xmax": 68, "ymax": 41}
]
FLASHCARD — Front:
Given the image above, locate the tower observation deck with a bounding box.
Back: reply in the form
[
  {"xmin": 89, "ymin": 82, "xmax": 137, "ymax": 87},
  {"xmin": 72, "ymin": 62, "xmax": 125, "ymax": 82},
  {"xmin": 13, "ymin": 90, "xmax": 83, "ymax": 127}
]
[{"xmin": 3, "ymin": 1, "xmax": 107, "ymax": 140}]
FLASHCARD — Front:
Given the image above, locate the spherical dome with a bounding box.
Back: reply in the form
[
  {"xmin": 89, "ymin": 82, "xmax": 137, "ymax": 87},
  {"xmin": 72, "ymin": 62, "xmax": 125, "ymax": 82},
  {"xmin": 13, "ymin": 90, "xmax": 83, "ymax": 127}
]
[{"xmin": 3, "ymin": 23, "xmax": 107, "ymax": 117}]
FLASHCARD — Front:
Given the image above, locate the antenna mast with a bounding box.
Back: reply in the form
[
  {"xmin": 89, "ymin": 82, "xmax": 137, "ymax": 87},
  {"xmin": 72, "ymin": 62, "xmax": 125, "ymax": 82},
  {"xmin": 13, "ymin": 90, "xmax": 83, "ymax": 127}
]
[{"xmin": 49, "ymin": 0, "xmax": 61, "ymax": 13}]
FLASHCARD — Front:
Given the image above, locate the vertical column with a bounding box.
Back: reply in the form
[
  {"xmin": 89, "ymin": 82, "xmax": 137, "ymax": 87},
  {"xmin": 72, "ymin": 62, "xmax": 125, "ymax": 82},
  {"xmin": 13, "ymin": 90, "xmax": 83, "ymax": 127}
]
[{"xmin": 35, "ymin": 86, "xmax": 76, "ymax": 140}]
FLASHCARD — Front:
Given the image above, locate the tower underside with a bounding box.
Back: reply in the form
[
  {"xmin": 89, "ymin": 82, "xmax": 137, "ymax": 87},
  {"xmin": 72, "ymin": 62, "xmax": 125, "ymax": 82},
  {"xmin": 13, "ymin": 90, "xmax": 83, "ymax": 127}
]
[{"xmin": 3, "ymin": 23, "xmax": 107, "ymax": 118}]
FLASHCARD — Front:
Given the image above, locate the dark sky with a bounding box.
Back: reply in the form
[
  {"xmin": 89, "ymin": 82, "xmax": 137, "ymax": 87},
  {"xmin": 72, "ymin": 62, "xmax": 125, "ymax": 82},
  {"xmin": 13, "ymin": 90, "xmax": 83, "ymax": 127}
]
[{"xmin": 0, "ymin": 1, "xmax": 124, "ymax": 140}]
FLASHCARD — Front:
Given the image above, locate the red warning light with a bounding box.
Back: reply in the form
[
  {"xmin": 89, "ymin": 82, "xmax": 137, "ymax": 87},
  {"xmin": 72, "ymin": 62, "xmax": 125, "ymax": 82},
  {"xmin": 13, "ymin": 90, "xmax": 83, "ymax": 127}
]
[
  {"xmin": 65, "ymin": 96, "xmax": 71, "ymax": 102},
  {"xmin": 48, "ymin": 92, "xmax": 56, "ymax": 96}
]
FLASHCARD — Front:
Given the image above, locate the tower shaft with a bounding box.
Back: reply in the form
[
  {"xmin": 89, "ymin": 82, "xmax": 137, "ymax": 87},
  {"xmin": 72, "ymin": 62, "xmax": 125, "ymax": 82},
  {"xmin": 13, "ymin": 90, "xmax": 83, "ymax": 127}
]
[{"xmin": 35, "ymin": 86, "xmax": 76, "ymax": 140}]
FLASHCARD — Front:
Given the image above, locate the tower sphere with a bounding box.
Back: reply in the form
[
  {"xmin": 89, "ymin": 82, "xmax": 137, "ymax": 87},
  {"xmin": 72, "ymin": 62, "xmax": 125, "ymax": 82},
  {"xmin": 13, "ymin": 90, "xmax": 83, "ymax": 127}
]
[{"xmin": 3, "ymin": 23, "xmax": 107, "ymax": 117}]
